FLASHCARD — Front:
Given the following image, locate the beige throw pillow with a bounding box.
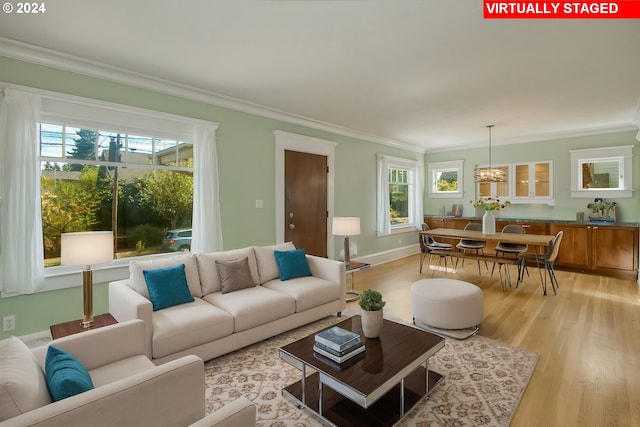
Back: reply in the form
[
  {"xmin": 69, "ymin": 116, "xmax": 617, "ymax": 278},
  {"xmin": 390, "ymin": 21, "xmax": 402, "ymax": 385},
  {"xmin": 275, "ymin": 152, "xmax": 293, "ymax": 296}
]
[
  {"xmin": 0, "ymin": 337, "xmax": 51, "ymax": 421},
  {"xmin": 216, "ymin": 257, "xmax": 256, "ymax": 294},
  {"xmin": 253, "ymin": 242, "xmax": 296, "ymax": 284}
]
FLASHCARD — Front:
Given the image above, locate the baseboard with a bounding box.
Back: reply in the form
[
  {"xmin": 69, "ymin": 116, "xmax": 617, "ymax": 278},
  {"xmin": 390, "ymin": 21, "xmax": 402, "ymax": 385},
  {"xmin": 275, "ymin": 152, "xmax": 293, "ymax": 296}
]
[{"xmin": 353, "ymin": 244, "xmax": 419, "ymax": 266}]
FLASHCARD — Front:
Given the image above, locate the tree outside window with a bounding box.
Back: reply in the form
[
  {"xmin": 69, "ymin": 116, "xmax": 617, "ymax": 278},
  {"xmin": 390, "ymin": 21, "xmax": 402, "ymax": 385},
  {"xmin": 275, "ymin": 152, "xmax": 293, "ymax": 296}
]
[{"xmin": 40, "ymin": 124, "xmax": 194, "ymax": 266}]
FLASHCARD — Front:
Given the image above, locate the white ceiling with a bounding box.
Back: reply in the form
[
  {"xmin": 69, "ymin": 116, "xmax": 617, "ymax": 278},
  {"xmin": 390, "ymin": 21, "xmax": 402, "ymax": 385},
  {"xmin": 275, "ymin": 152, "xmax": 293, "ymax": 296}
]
[{"xmin": 1, "ymin": 1, "xmax": 639, "ymax": 152}]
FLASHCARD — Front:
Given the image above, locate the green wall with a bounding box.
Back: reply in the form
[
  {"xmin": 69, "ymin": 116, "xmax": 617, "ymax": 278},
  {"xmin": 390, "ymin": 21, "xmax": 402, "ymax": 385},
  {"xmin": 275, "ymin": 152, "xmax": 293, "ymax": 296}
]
[
  {"xmin": 0, "ymin": 55, "xmax": 420, "ymax": 338},
  {"xmin": 424, "ymin": 131, "xmax": 640, "ymax": 223},
  {"xmin": 1, "ymin": 55, "xmax": 638, "ymax": 339}
]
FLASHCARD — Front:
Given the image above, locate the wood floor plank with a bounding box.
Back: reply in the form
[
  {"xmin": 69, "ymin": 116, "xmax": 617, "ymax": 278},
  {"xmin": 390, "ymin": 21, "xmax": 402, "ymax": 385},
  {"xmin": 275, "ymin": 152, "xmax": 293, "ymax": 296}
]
[{"xmin": 347, "ymin": 254, "xmax": 640, "ymax": 427}]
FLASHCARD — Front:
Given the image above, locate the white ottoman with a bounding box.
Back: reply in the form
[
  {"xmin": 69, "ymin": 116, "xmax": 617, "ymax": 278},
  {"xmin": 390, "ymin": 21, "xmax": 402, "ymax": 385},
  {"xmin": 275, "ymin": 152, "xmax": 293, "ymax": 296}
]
[{"xmin": 411, "ymin": 279, "xmax": 483, "ymax": 338}]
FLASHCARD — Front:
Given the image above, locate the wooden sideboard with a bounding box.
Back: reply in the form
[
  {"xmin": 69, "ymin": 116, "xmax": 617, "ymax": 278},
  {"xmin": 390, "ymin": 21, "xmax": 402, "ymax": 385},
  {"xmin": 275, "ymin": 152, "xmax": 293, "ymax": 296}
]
[{"xmin": 424, "ymin": 217, "xmax": 639, "ymax": 280}]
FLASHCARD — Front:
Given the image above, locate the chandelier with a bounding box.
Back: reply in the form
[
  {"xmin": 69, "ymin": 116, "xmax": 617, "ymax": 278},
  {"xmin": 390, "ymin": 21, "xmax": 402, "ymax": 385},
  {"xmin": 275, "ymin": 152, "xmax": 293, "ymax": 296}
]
[{"xmin": 474, "ymin": 125, "xmax": 507, "ymax": 183}]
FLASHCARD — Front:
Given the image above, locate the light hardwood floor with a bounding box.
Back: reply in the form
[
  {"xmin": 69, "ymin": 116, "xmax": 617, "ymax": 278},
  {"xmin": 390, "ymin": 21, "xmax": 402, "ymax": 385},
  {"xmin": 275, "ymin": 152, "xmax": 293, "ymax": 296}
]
[{"xmin": 346, "ymin": 254, "xmax": 640, "ymax": 427}]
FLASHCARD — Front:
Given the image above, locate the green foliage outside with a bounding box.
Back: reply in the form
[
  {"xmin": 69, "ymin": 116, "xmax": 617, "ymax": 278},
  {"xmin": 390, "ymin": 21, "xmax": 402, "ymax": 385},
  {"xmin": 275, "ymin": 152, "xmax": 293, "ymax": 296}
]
[
  {"xmin": 40, "ymin": 129, "xmax": 194, "ymax": 261},
  {"xmin": 437, "ymin": 171, "xmax": 458, "ymax": 191}
]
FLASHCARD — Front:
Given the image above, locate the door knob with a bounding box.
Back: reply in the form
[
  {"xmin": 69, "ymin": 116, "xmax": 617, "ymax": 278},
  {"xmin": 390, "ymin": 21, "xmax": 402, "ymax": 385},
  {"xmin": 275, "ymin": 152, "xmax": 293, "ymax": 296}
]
[{"xmin": 288, "ymin": 224, "xmax": 296, "ymax": 230}]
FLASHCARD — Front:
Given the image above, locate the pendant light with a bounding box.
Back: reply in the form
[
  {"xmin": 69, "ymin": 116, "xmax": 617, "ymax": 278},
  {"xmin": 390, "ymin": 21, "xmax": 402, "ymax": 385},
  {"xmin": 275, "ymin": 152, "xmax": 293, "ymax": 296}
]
[{"xmin": 474, "ymin": 124, "xmax": 506, "ymax": 183}]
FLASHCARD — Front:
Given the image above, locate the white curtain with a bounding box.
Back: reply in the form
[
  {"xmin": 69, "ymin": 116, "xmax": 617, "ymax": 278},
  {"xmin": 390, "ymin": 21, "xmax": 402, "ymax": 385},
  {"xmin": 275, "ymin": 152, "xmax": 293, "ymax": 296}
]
[
  {"xmin": 191, "ymin": 123, "xmax": 223, "ymax": 253},
  {"xmin": 0, "ymin": 88, "xmax": 45, "ymax": 296},
  {"xmin": 376, "ymin": 154, "xmax": 391, "ymax": 236},
  {"xmin": 414, "ymin": 161, "xmax": 425, "ymax": 231}
]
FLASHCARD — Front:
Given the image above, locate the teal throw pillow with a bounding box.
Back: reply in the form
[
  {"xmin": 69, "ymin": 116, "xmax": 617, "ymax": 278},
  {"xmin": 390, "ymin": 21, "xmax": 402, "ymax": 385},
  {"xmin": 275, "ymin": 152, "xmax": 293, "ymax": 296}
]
[
  {"xmin": 274, "ymin": 248, "xmax": 312, "ymax": 281},
  {"xmin": 143, "ymin": 263, "xmax": 195, "ymax": 311},
  {"xmin": 45, "ymin": 346, "xmax": 94, "ymax": 402}
]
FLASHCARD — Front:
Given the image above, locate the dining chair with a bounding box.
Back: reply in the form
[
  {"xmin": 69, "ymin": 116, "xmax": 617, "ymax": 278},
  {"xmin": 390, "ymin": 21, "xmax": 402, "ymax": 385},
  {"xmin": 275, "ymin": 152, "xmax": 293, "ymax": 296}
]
[
  {"xmin": 491, "ymin": 224, "xmax": 528, "ymax": 284},
  {"xmin": 518, "ymin": 231, "xmax": 563, "ymax": 295},
  {"xmin": 455, "ymin": 222, "xmax": 488, "ymax": 274},
  {"xmin": 419, "ymin": 223, "xmax": 453, "ymax": 274}
]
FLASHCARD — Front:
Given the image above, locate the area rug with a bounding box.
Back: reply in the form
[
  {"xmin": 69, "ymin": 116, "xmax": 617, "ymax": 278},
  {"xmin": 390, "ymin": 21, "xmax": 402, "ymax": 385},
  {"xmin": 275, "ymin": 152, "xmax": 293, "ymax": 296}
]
[{"xmin": 204, "ymin": 316, "xmax": 538, "ymax": 427}]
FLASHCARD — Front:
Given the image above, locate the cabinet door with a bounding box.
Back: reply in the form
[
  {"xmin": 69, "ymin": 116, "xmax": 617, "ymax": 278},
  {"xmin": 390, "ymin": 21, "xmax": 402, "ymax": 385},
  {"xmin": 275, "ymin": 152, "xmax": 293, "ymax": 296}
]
[
  {"xmin": 512, "ymin": 161, "xmax": 552, "ymax": 201},
  {"xmin": 550, "ymin": 224, "xmax": 590, "ymax": 269},
  {"xmin": 591, "ymin": 226, "xmax": 639, "ymax": 272},
  {"xmin": 514, "ymin": 164, "xmax": 530, "ymax": 198}
]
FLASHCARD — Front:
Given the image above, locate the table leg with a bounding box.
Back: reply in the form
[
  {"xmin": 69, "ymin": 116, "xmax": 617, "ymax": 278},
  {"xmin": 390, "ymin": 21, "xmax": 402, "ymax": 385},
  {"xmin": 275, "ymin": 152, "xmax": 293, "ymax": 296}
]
[
  {"xmin": 346, "ymin": 271, "xmax": 360, "ymax": 302},
  {"xmin": 301, "ymin": 364, "xmax": 306, "ymax": 405},
  {"xmin": 400, "ymin": 378, "xmax": 405, "ymax": 417},
  {"xmin": 318, "ymin": 379, "xmax": 323, "ymax": 416},
  {"xmin": 425, "ymin": 360, "xmax": 429, "ymax": 394}
]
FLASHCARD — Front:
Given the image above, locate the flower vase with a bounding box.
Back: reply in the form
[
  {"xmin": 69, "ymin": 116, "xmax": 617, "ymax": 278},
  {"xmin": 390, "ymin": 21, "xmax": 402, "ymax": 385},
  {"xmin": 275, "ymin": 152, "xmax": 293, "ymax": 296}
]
[{"xmin": 482, "ymin": 210, "xmax": 496, "ymax": 234}]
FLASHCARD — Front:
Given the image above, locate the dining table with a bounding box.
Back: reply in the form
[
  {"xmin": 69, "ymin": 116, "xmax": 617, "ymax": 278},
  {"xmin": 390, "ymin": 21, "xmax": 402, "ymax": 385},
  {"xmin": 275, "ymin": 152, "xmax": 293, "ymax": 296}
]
[{"xmin": 419, "ymin": 227, "xmax": 556, "ymax": 290}]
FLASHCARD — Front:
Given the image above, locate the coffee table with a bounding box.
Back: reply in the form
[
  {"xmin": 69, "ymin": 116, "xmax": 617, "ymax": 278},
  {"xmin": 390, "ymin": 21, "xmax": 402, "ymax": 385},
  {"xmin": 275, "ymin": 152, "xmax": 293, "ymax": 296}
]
[{"xmin": 279, "ymin": 316, "xmax": 445, "ymax": 426}]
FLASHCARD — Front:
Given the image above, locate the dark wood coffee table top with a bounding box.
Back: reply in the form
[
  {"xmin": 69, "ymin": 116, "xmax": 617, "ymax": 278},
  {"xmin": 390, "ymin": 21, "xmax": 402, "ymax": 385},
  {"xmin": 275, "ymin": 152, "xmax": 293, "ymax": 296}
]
[{"xmin": 280, "ymin": 316, "xmax": 445, "ymax": 400}]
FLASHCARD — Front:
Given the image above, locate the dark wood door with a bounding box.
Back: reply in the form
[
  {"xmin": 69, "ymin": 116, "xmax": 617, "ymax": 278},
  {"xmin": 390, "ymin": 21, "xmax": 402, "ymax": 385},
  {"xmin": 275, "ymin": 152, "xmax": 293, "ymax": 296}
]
[{"xmin": 284, "ymin": 150, "xmax": 328, "ymax": 257}]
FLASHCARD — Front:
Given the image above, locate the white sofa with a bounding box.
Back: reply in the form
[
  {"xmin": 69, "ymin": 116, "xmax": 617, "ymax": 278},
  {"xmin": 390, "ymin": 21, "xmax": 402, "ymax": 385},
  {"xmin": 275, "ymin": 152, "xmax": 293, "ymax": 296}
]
[
  {"xmin": 0, "ymin": 320, "xmax": 256, "ymax": 427},
  {"xmin": 109, "ymin": 243, "xmax": 346, "ymax": 364}
]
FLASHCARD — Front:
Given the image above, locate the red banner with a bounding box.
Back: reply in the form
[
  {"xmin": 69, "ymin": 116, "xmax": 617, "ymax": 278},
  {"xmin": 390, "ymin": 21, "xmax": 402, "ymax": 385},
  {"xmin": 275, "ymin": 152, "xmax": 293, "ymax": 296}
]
[{"xmin": 484, "ymin": 1, "xmax": 640, "ymax": 18}]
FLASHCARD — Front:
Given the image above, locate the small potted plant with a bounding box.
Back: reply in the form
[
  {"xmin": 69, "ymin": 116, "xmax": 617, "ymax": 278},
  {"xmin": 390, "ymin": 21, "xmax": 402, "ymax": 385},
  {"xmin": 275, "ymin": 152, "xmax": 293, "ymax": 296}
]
[{"xmin": 359, "ymin": 289, "xmax": 385, "ymax": 338}]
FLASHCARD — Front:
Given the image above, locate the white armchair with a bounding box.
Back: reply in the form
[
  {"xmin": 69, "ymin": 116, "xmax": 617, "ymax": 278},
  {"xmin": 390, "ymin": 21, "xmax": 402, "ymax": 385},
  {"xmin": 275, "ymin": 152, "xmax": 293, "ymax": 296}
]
[{"xmin": 0, "ymin": 319, "xmax": 255, "ymax": 427}]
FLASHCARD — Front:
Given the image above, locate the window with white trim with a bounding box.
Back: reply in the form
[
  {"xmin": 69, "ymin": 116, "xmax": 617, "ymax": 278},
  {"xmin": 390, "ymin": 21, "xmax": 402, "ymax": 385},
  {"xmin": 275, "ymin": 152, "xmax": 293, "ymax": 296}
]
[
  {"xmin": 428, "ymin": 160, "xmax": 463, "ymax": 198},
  {"xmin": 38, "ymin": 97, "xmax": 198, "ymax": 268},
  {"xmin": 376, "ymin": 155, "xmax": 423, "ymax": 236},
  {"xmin": 570, "ymin": 145, "xmax": 633, "ymax": 198}
]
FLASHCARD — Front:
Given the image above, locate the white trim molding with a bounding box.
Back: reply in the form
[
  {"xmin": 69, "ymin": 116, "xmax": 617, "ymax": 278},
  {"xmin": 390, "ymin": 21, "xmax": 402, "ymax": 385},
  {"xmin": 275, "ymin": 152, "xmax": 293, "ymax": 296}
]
[{"xmin": 0, "ymin": 37, "xmax": 423, "ymax": 154}]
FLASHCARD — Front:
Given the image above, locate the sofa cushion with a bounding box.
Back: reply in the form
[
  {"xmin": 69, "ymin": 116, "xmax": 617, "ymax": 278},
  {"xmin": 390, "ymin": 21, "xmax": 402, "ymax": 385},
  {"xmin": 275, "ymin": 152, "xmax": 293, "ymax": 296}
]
[
  {"xmin": 0, "ymin": 336, "xmax": 51, "ymax": 421},
  {"xmin": 143, "ymin": 264, "xmax": 195, "ymax": 311},
  {"xmin": 263, "ymin": 276, "xmax": 342, "ymax": 312},
  {"xmin": 45, "ymin": 346, "xmax": 94, "ymax": 402},
  {"xmin": 274, "ymin": 248, "xmax": 312, "ymax": 281},
  {"xmin": 130, "ymin": 253, "xmax": 201, "ymax": 299},
  {"xmin": 203, "ymin": 287, "xmax": 295, "ymax": 333},
  {"xmin": 253, "ymin": 242, "xmax": 295, "ymax": 284},
  {"xmin": 89, "ymin": 355, "xmax": 156, "ymax": 387},
  {"xmin": 151, "ymin": 298, "xmax": 234, "ymax": 359},
  {"xmin": 216, "ymin": 257, "xmax": 256, "ymax": 293},
  {"xmin": 197, "ymin": 247, "xmax": 260, "ymax": 295}
]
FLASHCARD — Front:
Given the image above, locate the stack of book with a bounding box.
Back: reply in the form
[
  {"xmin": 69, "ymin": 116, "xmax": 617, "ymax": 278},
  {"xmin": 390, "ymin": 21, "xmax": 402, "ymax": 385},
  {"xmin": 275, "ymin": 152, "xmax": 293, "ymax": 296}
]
[{"xmin": 314, "ymin": 326, "xmax": 365, "ymax": 363}]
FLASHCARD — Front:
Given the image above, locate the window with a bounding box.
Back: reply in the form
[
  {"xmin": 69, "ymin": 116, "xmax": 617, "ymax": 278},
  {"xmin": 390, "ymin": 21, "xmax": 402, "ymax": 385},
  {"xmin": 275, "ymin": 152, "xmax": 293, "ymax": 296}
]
[
  {"xmin": 389, "ymin": 167, "xmax": 412, "ymax": 226},
  {"xmin": 570, "ymin": 146, "xmax": 633, "ymax": 198},
  {"xmin": 1, "ymin": 87, "xmax": 220, "ymax": 297},
  {"xmin": 428, "ymin": 160, "xmax": 463, "ymax": 198},
  {"xmin": 40, "ymin": 123, "xmax": 194, "ymax": 267},
  {"xmin": 376, "ymin": 155, "xmax": 423, "ymax": 236}
]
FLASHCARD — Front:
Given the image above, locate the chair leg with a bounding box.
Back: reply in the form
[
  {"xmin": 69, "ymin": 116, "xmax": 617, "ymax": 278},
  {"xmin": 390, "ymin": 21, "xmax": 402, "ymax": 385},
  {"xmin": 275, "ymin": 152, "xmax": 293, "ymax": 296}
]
[{"xmin": 419, "ymin": 252, "xmax": 426, "ymax": 273}]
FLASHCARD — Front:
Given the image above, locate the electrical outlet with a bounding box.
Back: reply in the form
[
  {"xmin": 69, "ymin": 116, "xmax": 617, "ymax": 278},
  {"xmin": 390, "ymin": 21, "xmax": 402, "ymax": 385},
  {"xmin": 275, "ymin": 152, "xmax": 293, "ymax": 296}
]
[{"xmin": 3, "ymin": 315, "xmax": 16, "ymax": 331}]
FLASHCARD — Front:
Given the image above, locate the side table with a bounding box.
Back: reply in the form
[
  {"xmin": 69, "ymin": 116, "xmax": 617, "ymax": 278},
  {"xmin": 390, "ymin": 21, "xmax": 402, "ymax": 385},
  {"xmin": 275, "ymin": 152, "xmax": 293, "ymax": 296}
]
[
  {"xmin": 50, "ymin": 313, "xmax": 118, "ymax": 340},
  {"xmin": 345, "ymin": 261, "xmax": 371, "ymax": 302}
]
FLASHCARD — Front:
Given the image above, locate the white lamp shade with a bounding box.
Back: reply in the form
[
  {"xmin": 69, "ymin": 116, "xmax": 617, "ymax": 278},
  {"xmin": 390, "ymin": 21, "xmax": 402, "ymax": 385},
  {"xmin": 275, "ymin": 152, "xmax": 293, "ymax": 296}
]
[
  {"xmin": 332, "ymin": 217, "xmax": 361, "ymax": 236},
  {"xmin": 61, "ymin": 231, "xmax": 114, "ymax": 266}
]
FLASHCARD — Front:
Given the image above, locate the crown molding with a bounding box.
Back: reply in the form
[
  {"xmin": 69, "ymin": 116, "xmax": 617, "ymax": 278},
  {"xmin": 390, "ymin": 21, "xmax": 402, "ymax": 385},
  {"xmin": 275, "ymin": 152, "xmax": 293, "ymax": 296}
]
[
  {"xmin": 0, "ymin": 37, "xmax": 425, "ymax": 154},
  {"xmin": 425, "ymin": 123, "xmax": 639, "ymax": 154}
]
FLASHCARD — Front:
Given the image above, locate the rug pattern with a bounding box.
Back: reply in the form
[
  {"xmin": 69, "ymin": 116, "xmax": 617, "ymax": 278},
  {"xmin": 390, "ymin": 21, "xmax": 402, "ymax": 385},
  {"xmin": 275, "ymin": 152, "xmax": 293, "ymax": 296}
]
[{"xmin": 204, "ymin": 317, "xmax": 538, "ymax": 427}]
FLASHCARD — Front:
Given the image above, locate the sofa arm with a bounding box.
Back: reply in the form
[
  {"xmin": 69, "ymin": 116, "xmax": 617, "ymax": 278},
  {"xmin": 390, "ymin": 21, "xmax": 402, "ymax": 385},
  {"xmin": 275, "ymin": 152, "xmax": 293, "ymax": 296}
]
[
  {"xmin": 109, "ymin": 280, "xmax": 154, "ymax": 358},
  {"xmin": 0, "ymin": 355, "xmax": 205, "ymax": 427},
  {"xmin": 306, "ymin": 255, "xmax": 346, "ymax": 308},
  {"xmin": 32, "ymin": 320, "xmax": 146, "ymax": 371},
  {"xmin": 188, "ymin": 397, "xmax": 256, "ymax": 427}
]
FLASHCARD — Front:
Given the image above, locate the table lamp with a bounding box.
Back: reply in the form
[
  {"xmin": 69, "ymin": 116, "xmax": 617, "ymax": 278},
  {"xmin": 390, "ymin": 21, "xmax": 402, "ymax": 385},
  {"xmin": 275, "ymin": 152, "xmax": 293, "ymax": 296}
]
[
  {"xmin": 61, "ymin": 231, "xmax": 114, "ymax": 328},
  {"xmin": 332, "ymin": 217, "xmax": 361, "ymax": 268}
]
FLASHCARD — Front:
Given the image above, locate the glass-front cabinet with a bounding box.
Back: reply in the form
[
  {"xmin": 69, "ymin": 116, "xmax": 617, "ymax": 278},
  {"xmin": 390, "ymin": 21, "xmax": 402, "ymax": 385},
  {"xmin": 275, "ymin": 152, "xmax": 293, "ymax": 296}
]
[
  {"xmin": 511, "ymin": 161, "xmax": 554, "ymax": 205},
  {"xmin": 477, "ymin": 165, "xmax": 510, "ymax": 199}
]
